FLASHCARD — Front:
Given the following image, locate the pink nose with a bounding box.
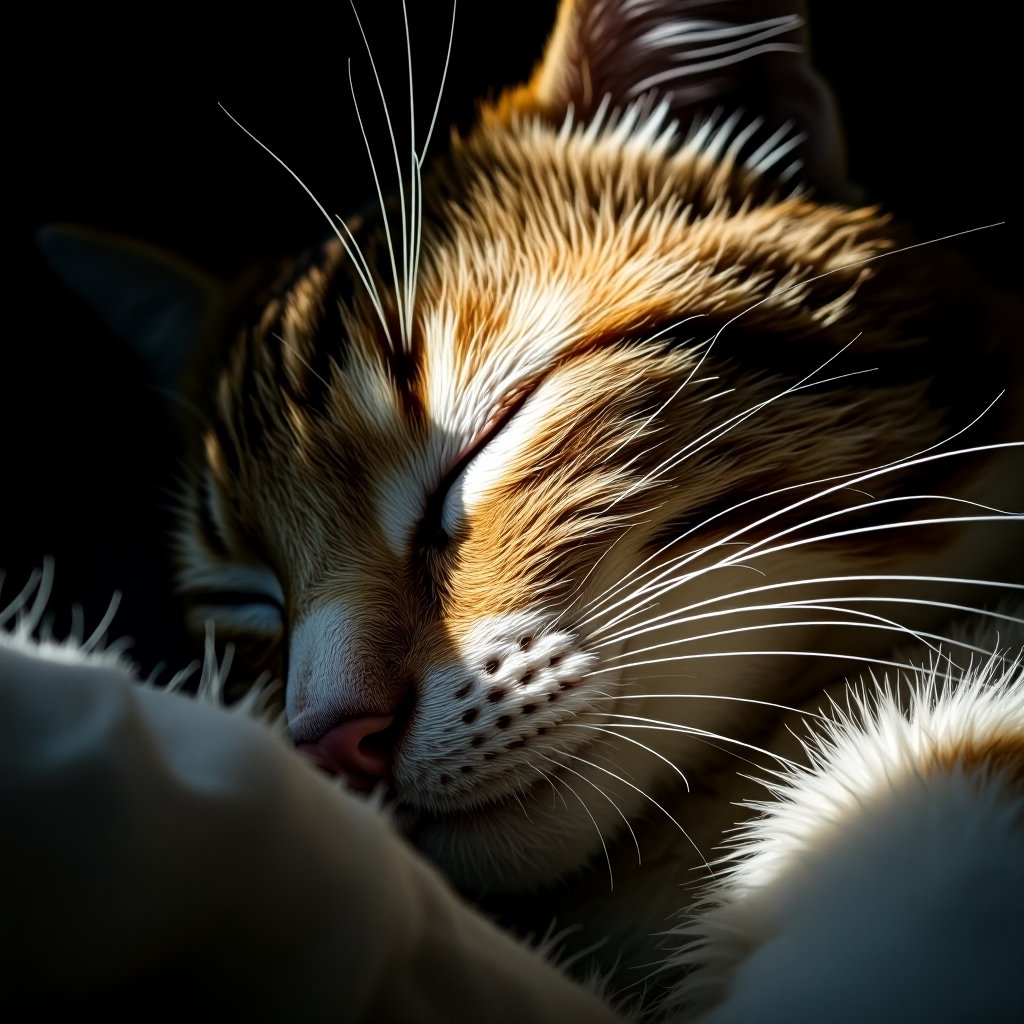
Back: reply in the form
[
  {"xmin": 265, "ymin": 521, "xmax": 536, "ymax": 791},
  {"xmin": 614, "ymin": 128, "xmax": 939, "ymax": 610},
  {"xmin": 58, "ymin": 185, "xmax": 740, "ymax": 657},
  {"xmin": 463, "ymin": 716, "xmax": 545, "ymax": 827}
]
[{"xmin": 296, "ymin": 714, "xmax": 396, "ymax": 792}]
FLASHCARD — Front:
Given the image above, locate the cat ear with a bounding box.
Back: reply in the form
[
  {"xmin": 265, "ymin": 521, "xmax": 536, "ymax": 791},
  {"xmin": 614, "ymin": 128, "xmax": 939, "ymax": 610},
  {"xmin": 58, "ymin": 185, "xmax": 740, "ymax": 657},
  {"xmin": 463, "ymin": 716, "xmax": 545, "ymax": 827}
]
[
  {"xmin": 38, "ymin": 225, "xmax": 223, "ymax": 388},
  {"xmin": 495, "ymin": 0, "xmax": 850, "ymax": 199}
]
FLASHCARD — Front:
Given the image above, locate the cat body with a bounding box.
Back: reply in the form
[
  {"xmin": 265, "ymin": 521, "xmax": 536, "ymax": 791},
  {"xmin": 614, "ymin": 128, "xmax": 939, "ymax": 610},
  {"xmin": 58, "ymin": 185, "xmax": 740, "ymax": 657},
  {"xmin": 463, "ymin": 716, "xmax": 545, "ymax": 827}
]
[{"xmin": 34, "ymin": 0, "xmax": 1024, "ymax": 1017}]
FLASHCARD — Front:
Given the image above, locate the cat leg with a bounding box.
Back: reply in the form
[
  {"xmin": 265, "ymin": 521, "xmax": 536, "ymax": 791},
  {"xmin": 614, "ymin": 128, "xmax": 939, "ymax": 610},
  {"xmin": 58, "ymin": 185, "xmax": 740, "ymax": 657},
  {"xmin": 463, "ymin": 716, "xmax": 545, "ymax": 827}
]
[{"xmin": 660, "ymin": 631, "xmax": 1024, "ymax": 1023}]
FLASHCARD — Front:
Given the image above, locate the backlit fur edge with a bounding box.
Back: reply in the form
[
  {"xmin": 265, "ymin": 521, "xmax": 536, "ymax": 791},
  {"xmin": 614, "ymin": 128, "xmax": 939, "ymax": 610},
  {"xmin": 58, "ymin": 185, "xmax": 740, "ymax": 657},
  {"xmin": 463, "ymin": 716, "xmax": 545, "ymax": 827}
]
[{"xmin": 662, "ymin": 611, "xmax": 1024, "ymax": 1020}]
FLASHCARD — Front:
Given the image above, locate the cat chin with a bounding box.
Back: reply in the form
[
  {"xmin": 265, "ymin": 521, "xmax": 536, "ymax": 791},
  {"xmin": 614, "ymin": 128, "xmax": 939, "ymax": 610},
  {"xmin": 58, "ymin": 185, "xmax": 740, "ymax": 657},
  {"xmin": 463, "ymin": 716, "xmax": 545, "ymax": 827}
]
[
  {"xmin": 399, "ymin": 800, "xmax": 600, "ymax": 893},
  {"xmin": 393, "ymin": 763, "xmax": 630, "ymax": 893}
]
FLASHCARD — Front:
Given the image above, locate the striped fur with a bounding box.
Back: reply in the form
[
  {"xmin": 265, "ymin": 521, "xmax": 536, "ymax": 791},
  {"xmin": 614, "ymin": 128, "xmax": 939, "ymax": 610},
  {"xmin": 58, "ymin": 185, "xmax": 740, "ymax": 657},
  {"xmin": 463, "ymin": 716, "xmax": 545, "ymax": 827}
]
[{"xmin": 167, "ymin": 0, "xmax": 1024, "ymax": 1007}]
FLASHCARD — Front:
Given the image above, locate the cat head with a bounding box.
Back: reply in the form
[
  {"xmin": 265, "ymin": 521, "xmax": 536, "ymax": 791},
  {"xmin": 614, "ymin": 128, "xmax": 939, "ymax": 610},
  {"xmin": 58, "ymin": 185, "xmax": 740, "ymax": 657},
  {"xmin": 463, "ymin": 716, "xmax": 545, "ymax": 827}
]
[{"xmin": 41, "ymin": 0, "xmax": 1018, "ymax": 891}]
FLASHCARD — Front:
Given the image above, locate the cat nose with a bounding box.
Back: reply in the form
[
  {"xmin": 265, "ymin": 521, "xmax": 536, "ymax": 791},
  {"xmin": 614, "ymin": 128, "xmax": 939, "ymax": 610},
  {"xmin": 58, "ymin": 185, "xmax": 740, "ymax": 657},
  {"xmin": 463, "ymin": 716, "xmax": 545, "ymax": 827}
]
[{"xmin": 296, "ymin": 713, "xmax": 396, "ymax": 792}]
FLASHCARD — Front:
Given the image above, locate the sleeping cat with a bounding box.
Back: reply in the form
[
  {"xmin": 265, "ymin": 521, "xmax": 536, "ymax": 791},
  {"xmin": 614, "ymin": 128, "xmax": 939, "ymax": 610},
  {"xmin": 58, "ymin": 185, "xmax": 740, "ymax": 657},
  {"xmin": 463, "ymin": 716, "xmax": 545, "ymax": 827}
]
[{"xmin": 38, "ymin": 0, "xmax": 1023, "ymax": 1017}]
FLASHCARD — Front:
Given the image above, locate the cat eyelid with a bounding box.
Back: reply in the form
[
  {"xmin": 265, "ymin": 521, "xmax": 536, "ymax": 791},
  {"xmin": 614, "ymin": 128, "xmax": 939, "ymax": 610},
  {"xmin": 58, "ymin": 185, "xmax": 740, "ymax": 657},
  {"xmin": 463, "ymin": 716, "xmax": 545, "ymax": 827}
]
[
  {"xmin": 185, "ymin": 588, "xmax": 284, "ymax": 611},
  {"xmin": 181, "ymin": 564, "xmax": 286, "ymax": 633},
  {"xmin": 422, "ymin": 388, "xmax": 534, "ymax": 541}
]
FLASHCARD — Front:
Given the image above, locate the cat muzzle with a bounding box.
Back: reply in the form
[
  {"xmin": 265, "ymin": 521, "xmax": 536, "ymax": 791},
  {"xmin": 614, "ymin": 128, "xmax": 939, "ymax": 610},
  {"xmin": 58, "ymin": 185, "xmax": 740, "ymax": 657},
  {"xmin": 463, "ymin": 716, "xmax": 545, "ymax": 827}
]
[{"xmin": 296, "ymin": 713, "xmax": 397, "ymax": 793}]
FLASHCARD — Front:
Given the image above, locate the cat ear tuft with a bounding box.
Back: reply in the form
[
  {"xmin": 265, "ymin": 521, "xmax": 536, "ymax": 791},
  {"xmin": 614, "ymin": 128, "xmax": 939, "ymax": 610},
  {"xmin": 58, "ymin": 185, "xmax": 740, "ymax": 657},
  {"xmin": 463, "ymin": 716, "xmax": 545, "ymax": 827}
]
[
  {"xmin": 494, "ymin": 0, "xmax": 852, "ymax": 199},
  {"xmin": 38, "ymin": 225, "xmax": 223, "ymax": 388}
]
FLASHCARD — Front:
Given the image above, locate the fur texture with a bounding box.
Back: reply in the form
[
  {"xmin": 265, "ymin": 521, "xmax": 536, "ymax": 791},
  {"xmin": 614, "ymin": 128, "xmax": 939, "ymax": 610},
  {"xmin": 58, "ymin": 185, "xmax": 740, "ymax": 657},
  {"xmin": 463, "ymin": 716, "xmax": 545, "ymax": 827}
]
[{"xmin": 31, "ymin": 0, "xmax": 1024, "ymax": 1016}]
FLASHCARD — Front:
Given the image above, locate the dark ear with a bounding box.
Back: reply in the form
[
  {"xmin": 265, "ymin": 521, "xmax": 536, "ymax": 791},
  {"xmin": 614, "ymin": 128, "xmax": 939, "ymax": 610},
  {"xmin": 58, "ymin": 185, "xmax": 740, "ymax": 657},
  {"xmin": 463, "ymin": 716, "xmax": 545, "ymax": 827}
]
[
  {"xmin": 38, "ymin": 225, "xmax": 223, "ymax": 388},
  {"xmin": 496, "ymin": 0, "xmax": 851, "ymax": 199}
]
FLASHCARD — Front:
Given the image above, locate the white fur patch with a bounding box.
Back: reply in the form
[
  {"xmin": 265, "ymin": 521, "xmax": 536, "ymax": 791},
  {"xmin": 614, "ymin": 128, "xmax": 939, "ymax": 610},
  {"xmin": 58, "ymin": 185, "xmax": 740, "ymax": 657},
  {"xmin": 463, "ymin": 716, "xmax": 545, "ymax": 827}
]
[
  {"xmin": 667, "ymin": 644, "xmax": 1024, "ymax": 1021},
  {"xmin": 442, "ymin": 380, "xmax": 563, "ymax": 532}
]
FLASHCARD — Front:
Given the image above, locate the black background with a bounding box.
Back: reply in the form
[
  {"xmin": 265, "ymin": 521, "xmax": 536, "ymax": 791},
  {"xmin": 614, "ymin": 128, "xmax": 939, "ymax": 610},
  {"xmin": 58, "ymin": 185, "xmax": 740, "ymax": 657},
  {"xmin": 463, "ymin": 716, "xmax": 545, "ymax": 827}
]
[{"xmin": 5, "ymin": 2, "xmax": 1018, "ymax": 677}]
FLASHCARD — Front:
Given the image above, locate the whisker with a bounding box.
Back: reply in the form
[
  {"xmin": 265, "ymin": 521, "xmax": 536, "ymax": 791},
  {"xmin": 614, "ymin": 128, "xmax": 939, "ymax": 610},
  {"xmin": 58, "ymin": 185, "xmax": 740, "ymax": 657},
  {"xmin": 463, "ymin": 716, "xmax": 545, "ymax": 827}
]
[
  {"xmin": 590, "ymin": 572, "xmax": 1024, "ymax": 642},
  {"xmin": 419, "ymin": 0, "xmax": 457, "ymax": 163},
  {"xmin": 575, "ymin": 722, "xmax": 692, "ymax": 792},
  {"xmin": 401, "ymin": 0, "xmax": 416, "ymax": 339},
  {"xmin": 527, "ymin": 763, "xmax": 569, "ymax": 814},
  {"xmin": 345, "ymin": 54, "xmax": 408, "ymax": 347},
  {"xmin": 540, "ymin": 753, "xmax": 642, "ymax": 868},
  {"xmin": 217, "ymin": 103, "xmax": 389, "ymax": 338},
  {"xmin": 587, "ymin": 690, "xmax": 829, "ymax": 722},
  {"xmin": 588, "ymin": 647, "xmax": 970, "ymax": 685},
  {"xmin": 597, "ymin": 714, "xmax": 803, "ymax": 770},
  {"xmin": 579, "ymin": 540, "xmax": 752, "ymax": 633},
  {"xmin": 271, "ymin": 332, "xmax": 333, "ymax": 394},
  {"xmin": 592, "ymin": 603, "xmax": 993, "ymax": 670},
  {"xmin": 411, "ymin": 0, "xmax": 457, "ymax": 319},
  {"xmin": 597, "ymin": 315, "xmax": 709, "ymax": 467},
  {"xmin": 554, "ymin": 749, "xmax": 713, "ymax": 875},
  {"xmin": 731, "ymin": 507, "xmax": 1020, "ymax": 574},
  {"xmin": 349, "ymin": 1, "xmax": 419, "ymax": 347},
  {"xmin": 586, "ymin": 288, "xmax": 1010, "ymax": 629},
  {"xmin": 604, "ymin": 337, "xmax": 865, "ymax": 514},
  {"xmin": 593, "ymin": 445, "xmax": 1021, "ymax": 631},
  {"xmin": 536, "ymin": 760, "xmax": 616, "ymax": 891}
]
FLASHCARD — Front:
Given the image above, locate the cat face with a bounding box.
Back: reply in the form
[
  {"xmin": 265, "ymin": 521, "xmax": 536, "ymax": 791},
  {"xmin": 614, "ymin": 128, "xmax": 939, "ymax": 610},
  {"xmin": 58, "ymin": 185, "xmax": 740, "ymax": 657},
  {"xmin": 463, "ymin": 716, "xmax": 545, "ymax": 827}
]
[{"xmin": 49, "ymin": 1, "xmax": 1020, "ymax": 892}]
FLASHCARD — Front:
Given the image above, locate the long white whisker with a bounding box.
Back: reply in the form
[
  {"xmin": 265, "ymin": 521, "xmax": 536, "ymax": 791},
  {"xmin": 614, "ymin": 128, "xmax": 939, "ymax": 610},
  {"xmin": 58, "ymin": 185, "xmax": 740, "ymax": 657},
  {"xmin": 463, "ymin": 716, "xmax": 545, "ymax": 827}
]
[
  {"xmin": 593, "ymin": 444, "xmax": 1021, "ymax": 630},
  {"xmin": 409, "ymin": 0, "xmax": 456, "ymax": 326},
  {"xmin": 555, "ymin": 750, "xmax": 713, "ymax": 874},
  {"xmin": 597, "ymin": 714, "xmax": 804, "ymax": 770},
  {"xmin": 594, "ymin": 615, "xmax": 1010, "ymax": 674},
  {"xmin": 419, "ymin": 0, "xmax": 457, "ymax": 163},
  {"xmin": 217, "ymin": 104, "xmax": 389, "ymax": 338},
  {"xmin": 402, "ymin": 0, "xmax": 417, "ymax": 338},
  {"xmin": 604, "ymin": 338, "xmax": 866, "ymax": 515},
  {"xmin": 590, "ymin": 227, "xmax": 1009, "ymax": 612},
  {"xmin": 576, "ymin": 722, "xmax": 691, "ymax": 792},
  {"xmin": 527, "ymin": 763, "xmax": 569, "ymax": 813},
  {"xmin": 590, "ymin": 573, "xmax": 1023, "ymax": 641},
  {"xmin": 729, "ymin": 508, "xmax": 1020, "ymax": 575},
  {"xmin": 348, "ymin": 2, "xmax": 415, "ymax": 346},
  {"xmin": 346, "ymin": 56, "xmax": 407, "ymax": 348},
  {"xmin": 585, "ymin": 391, "xmax": 1007, "ymax": 626},
  {"xmin": 593, "ymin": 689, "xmax": 829, "ymax": 720},
  {"xmin": 540, "ymin": 753, "xmax": 642, "ymax": 867},
  {"xmin": 536, "ymin": 760, "xmax": 615, "ymax": 890},
  {"xmin": 593, "ymin": 597, "xmax": 1005, "ymax": 665},
  {"xmin": 588, "ymin": 648, "xmax": 968, "ymax": 682}
]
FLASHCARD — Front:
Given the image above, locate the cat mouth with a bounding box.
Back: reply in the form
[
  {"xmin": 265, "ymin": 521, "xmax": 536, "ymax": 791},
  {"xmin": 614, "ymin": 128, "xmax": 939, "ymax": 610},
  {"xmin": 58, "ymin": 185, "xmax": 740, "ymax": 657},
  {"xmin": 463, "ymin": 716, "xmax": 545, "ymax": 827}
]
[{"xmin": 389, "ymin": 706, "xmax": 617, "ymax": 835}]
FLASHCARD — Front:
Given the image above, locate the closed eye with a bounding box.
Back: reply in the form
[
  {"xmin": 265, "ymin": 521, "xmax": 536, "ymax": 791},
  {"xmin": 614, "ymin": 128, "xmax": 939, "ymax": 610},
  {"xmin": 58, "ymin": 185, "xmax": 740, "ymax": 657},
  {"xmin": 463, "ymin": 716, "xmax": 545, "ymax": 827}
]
[
  {"xmin": 419, "ymin": 389, "xmax": 533, "ymax": 546},
  {"xmin": 182, "ymin": 567, "xmax": 286, "ymax": 635}
]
